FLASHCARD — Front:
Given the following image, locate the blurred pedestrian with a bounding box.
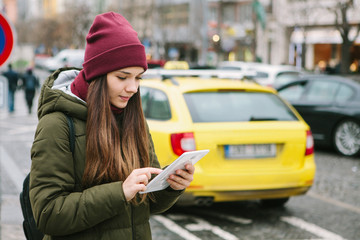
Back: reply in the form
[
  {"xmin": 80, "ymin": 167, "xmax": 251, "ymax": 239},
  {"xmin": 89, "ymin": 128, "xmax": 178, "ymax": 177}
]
[
  {"xmin": 2, "ymin": 63, "xmax": 19, "ymax": 113},
  {"xmin": 21, "ymin": 68, "xmax": 39, "ymax": 114},
  {"xmin": 30, "ymin": 12, "xmax": 195, "ymax": 240}
]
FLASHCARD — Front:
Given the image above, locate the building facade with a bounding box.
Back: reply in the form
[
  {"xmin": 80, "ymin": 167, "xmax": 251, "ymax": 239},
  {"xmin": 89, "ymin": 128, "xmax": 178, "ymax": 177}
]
[
  {"xmin": 281, "ymin": 0, "xmax": 360, "ymax": 71},
  {"xmin": 2, "ymin": 0, "xmax": 360, "ymax": 71}
]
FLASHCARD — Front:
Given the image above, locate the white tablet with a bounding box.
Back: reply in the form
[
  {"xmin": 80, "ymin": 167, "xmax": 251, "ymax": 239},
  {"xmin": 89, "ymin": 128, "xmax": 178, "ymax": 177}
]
[{"xmin": 139, "ymin": 149, "xmax": 210, "ymax": 194}]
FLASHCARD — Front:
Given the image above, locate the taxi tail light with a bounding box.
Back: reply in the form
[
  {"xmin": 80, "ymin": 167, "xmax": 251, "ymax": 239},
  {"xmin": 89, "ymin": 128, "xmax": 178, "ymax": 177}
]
[
  {"xmin": 170, "ymin": 132, "xmax": 196, "ymax": 156},
  {"xmin": 305, "ymin": 130, "xmax": 314, "ymax": 156}
]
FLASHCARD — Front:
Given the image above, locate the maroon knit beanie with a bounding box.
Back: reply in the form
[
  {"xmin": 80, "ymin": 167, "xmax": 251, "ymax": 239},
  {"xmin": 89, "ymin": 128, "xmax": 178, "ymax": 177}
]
[{"xmin": 82, "ymin": 12, "xmax": 148, "ymax": 81}]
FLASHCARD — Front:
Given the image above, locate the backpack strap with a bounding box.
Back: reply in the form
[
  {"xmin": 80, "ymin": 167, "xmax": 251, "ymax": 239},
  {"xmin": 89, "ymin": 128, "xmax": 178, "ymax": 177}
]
[
  {"xmin": 65, "ymin": 114, "xmax": 75, "ymax": 154},
  {"xmin": 64, "ymin": 114, "xmax": 81, "ymax": 188}
]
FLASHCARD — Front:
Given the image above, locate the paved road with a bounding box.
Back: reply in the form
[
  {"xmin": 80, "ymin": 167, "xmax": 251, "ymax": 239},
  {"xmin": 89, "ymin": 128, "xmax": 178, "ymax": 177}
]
[{"xmin": 1, "ymin": 71, "xmax": 359, "ymax": 239}]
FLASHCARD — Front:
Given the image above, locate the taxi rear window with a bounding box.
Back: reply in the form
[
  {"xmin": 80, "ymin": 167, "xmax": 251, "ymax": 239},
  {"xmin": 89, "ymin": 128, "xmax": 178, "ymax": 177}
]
[{"xmin": 183, "ymin": 91, "xmax": 298, "ymax": 123}]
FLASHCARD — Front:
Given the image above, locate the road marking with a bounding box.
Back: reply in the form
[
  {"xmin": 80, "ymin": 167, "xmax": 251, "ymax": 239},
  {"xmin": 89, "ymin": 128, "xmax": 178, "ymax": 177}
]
[
  {"xmin": 152, "ymin": 215, "xmax": 202, "ymax": 240},
  {"xmin": 0, "ymin": 121, "xmax": 22, "ymax": 128},
  {"xmin": 308, "ymin": 191, "xmax": 360, "ymax": 215},
  {"xmin": 0, "ymin": 145, "xmax": 26, "ymax": 193},
  {"xmin": 186, "ymin": 208, "xmax": 252, "ymax": 224},
  {"xmin": 1, "ymin": 194, "xmax": 24, "ymax": 224},
  {"xmin": 169, "ymin": 214, "xmax": 239, "ymax": 240},
  {"xmin": 0, "ymin": 120, "xmax": 37, "ymax": 134},
  {"xmin": 7, "ymin": 125, "xmax": 37, "ymax": 135},
  {"xmin": 1, "ymin": 135, "xmax": 34, "ymax": 142},
  {"xmin": 1, "ymin": 223, "xmax": 26, "ymax": 240},
  {"xmin": 281, "ymin": 216, "xmax": 345, "ymax": 240},
  {"xmin": 184, "ymin": 216, "xmax": 239, "ymax": 240}
]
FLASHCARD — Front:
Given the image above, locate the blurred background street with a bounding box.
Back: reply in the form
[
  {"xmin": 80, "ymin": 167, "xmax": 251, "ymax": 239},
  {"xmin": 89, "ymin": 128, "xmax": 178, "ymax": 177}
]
[
  {"xmin": 1, "ymin": 0, "xmax": 360, "ymax": 74},
  {"xmin": 1, "ymin": 0, "xmax": 360, "ymax": 239}
]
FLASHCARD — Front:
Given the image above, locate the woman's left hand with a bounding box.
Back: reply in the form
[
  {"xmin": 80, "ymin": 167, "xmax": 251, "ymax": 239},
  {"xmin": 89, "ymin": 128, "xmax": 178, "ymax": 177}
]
[{"xmin": 167, "ymin": 164, "xmax": 195, "ymax": 191}]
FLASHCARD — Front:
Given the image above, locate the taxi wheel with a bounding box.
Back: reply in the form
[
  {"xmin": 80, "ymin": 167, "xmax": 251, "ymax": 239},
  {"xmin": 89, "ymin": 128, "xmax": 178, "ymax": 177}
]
[
  {"xmin": 260, "ymin": 197, "xmax": 289, "ymax": 208},
  {"xmin": 333, "ymin": 119, "xmax": 360, "ymax": 157}
]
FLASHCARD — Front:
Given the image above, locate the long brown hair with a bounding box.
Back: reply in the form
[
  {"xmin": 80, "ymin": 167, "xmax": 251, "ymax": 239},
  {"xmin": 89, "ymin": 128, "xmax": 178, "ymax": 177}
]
[{"xmin": 82, "ymin": 75, "xmax": 150, "ymax": 203}]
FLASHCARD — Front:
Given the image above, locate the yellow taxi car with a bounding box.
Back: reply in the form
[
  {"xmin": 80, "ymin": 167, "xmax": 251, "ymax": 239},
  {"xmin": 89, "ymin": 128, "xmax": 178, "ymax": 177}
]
[{"xmin": 141, "ymin": 69, "xmax": 316, "ymax": 207}]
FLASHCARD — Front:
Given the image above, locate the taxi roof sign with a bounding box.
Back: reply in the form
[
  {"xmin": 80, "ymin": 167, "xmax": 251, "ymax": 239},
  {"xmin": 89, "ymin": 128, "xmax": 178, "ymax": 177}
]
[
  {"xmin": 0, "ymin": 14, "xmax": 14, "ymax": 66},
  {"xmin": 163, "ymin": 61, "xmax": 189, "ymax": 70}
]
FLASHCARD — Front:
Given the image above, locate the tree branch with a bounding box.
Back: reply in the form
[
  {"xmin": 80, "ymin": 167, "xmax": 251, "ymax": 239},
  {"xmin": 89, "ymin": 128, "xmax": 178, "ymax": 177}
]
[
  {"xmin": 354, "ymin": 23, "xmax": 360, "ymax": 42},
  {"xmin": 329, "ymin": 5, "xmax": 344, "ymax": 37}
]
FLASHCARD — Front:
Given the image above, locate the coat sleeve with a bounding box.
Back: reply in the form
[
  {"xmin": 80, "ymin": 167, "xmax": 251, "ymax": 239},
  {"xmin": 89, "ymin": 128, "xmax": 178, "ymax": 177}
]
[
  {"xmin": 145, "ymin": 125, "xmax": 184, "ymax": 214},
  {"xmin": 30, "ymin": 113, "xmax": 129, "ymax": 236}
]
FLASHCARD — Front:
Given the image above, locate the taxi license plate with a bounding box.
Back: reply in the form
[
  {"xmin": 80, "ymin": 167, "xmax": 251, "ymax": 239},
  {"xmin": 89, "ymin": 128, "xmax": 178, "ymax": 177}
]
[{"xmin": 224, "ymin": 144, "xmax": 276, "ymax": 159}]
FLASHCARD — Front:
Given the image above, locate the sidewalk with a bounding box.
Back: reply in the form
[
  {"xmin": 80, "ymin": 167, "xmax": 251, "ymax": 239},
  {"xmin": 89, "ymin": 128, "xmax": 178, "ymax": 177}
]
[{"xmin": 1, "ymin": 89, "xmax": 39, "ymax": 240}]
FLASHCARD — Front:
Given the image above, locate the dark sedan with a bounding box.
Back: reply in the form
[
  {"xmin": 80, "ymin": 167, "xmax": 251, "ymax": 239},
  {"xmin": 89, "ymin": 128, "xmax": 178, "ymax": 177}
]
[{"xmin": 277, "ymin": 75, "xmax": 360, "ymax": 157}]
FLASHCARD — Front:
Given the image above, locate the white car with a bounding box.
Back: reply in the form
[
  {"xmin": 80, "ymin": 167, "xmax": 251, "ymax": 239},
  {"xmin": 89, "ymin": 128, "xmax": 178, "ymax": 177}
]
[
  {"xmin": 218, "ymin": 61, "xmax": 304, "ymax": 88},
  {"xmin": 42, "ymin": 49, "xmax": 85, "ymax": 72}
]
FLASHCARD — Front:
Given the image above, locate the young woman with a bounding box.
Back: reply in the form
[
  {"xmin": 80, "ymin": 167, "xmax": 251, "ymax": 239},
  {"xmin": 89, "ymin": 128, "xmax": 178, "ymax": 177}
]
[{"xmin": 30, "ymin": 12, "xmax": 194, "ymax": 240}]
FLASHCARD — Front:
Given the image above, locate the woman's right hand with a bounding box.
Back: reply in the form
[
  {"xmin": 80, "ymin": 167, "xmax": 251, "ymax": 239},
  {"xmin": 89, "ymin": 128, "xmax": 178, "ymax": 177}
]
[{"xmin": 122, "ymin": 167, "xmax": 162, "ymax": 201}]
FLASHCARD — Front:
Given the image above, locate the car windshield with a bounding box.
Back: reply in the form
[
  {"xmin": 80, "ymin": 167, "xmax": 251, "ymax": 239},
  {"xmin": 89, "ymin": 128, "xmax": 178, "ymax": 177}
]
[
  {"xmin": 274, "ymin": 72, "xmax": 301, "ymax": 88},
  {"xmin": 184, "ymin": 91, "xmax": 298, "ymax": 123}
]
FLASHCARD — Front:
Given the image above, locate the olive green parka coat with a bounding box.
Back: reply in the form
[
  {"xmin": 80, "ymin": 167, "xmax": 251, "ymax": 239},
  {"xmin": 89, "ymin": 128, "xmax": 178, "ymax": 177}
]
[{"xmin": 30, "ymin": 68, "xmax": 183, "ymax": 240}]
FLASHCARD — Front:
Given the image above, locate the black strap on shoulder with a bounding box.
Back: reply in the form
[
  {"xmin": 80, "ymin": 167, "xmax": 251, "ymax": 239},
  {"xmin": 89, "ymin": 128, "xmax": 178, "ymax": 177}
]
[
  {"xmin": 65, "ymin": 114, "xmax": 81, "ymax": 188},
  {"xmin": 65, "ymin": 115, "xmax": 75, "ymax": 155}
]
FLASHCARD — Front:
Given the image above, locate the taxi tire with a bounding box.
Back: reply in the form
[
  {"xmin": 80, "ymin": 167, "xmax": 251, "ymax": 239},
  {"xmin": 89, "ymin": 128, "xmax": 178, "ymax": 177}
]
[{"xmin": 260, "ymin": 197, "xmax": 289, "ymax": 208}]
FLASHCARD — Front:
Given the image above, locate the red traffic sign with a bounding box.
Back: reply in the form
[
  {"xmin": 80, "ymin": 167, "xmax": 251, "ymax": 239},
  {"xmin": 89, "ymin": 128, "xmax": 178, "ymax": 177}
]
[{"xmin": 0, "ymin": 14, "xmax": 14, "ymax": 66}]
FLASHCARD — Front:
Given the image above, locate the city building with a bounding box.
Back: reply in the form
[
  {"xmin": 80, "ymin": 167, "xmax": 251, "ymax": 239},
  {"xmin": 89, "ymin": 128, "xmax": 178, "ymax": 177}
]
[
  {"xmin": 118, "ymin": 0, "xmax": 261, "ymax": 66},
  {"xmin": 282, "ymin": 0, "xmax": 360, "ymax": 72},
  {"xmin": 1, "ymin": 0, "xmax": 359, "ymax": 72},
  {"xmin": 1, "ymin": 0, "xmax": 17, "ymax": 23}
]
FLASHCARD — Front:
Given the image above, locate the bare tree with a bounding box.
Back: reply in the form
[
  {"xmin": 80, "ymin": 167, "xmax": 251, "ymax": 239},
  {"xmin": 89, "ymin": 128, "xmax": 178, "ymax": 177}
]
[
  {"xmin": 329, "ymin": 0, "xmax": 360, "ymax": 73},
  {"xmin": 287, "ymin": 0, "xmax": 321, "ymax": 69},
  {"xmin": 15, "ymin": 17, "xmax": 60, "ymax": 55},
  {"xmin": 33, "ymin": 18, "xmax": 62, "ymax": 55},
  {"xmin": 15, "ymin": 2, "xmax": 93, "ymax": 55},
  {"xmin": 60, "ymin": 2, "xmax": 93, "ymax": 49}
]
